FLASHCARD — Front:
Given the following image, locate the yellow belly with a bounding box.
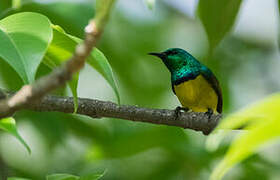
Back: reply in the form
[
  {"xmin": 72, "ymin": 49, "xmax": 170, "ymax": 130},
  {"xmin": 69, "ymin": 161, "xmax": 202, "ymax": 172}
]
[{"xmin": 174, "ymin": 75, "xmax": 218, "ymax": 112}]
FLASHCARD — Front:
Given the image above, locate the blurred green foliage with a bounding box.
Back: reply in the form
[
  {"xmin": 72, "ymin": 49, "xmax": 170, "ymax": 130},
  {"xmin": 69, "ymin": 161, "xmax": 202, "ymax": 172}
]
[
  {"xmin": 211, "ymin": 93, "xmax": 280, "ymax": 179},
  {"xmin": 198, "ymin": 0, "xmax": 242, "ymax": 52},
  {"xmin": 0, "ymin": 0, "xmax": 280, "ymax": 180}
]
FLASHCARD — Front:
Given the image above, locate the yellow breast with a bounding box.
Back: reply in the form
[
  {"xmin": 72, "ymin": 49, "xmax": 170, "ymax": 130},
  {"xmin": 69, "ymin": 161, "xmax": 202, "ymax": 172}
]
[{"xmin": 174, "ymin": 75, "xmax": 218, "ymax": 113}]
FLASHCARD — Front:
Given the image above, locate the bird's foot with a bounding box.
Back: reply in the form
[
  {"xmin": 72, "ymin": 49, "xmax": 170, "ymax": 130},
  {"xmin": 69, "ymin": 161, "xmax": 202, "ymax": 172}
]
[
  {"xmin": 205, "ymin": 108, "xmax": 213, "ymax": 121},
  {"xmin": 174, "ymin": 106, "xmax": 189, "ymax": 120}
]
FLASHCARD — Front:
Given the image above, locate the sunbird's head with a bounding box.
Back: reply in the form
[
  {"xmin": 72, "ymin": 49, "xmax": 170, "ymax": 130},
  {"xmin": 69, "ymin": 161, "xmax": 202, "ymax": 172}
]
[{"xmin": 149, "ymin": 48, "xmax": 193, "ymax": 72}]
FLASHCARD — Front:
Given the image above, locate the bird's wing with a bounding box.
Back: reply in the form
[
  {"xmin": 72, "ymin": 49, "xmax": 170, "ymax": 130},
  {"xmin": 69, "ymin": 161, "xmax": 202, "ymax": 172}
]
[{"xmin": 200, "ymin": 66, "xmax": 223, "ymax": 113}]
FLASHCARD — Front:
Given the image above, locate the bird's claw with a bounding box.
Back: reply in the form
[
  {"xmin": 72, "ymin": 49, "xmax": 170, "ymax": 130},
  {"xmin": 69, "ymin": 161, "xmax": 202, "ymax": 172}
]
[
  {"xmin": 174, "ymin": 106, "xmax": 189, "ymax": 120},
  {"xmin": 205, "ymin": 108, "xmax": 213, "ymax": 121}
]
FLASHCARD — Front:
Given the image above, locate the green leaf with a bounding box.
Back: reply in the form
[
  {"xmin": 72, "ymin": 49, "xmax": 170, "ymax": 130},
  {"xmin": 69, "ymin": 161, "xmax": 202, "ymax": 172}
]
[
  {"xmin": 0, "ymin": 12, "xmax": 52, "ymax": 84},
  {"xmin": 215, "ymin": 93, "xmax": 280, "ymax": 131},
  {"xmin": 0, "ymin": 1, "xmax": 95, "ymax": 37},
  {"xmin": 87, "ymin": 48, "xmax": 120, "ymax": 104},
  {"xmin": 198, "ymin": 0, "xmax": 242, "ymax": 51},
  {"xmin": 144, "ymin": 0, "xmax": 156, "ymax": 10},
  {"xmin": 45, "ymin": 26, "xmax": 119, "ymax": 111},
  {"xmin": 70, "ymin": 35, "xmax": 120, "ymax": 104},
  {"xmin": 44, "ymin": 27, "xmax": 79, "ymax": 112},
  {"xmin": 0, "ymin": 117, "xmax": 31, "ymax": 154},
  {"xmin": 210, "ymin": 93, "xmax": 280, "ymax": 180},
  {"xmin": 46, "ymin": 174, "xmax": 79, "ymax": 180}
]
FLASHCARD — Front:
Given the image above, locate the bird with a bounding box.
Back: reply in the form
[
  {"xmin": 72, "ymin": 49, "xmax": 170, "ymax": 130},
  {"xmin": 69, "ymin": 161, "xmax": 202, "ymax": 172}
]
[{"xmin": 149, "ymin": 48, "xmax": 222, "ymax": 117}]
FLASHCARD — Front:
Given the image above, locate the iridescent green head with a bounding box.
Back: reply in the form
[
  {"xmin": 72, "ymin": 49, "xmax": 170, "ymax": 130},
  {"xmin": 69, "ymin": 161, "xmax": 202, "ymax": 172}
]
[{"xmin": 149, "ymin": 48, "xmax": 200, "ymax": 73}]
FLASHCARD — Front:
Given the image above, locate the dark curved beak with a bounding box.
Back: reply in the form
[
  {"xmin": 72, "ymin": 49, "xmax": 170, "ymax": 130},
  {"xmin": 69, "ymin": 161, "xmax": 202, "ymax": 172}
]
[{"xmin": 148, "ymin": 52, "xmax": 165, "ymax": 58}]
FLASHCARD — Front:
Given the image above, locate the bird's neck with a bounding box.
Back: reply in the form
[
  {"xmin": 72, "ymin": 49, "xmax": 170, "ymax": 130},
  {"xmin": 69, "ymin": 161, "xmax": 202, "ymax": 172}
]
[
  {"xmin": 171, "ymin": 67, "xmax": 189, "ymax": 82},
  {"xmin": 170, "ymin": 65, "xmax": 201, "ymax": 85}
]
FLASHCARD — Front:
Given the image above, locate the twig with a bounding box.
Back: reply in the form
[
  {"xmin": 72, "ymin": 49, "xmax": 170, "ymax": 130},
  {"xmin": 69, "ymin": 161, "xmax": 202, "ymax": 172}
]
[
  {"xmin": 2, "ymin": 91, "xmax": 221, "ymax": 135},
  {"xmin": 0, "ymin": 0, "xmax": 115, "ymax": 118}
]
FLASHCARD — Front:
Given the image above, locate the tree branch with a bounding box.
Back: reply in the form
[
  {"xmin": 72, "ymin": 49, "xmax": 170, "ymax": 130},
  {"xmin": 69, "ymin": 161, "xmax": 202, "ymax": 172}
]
[
  {"xmin": 0, "ymin": 0, "xmax": 115, "ymax": 118},
  {"xmin": 0, "ymin": 0, "xmax": 221, "ymax": 135},
  {"xmin": 2, "ymin": 91, "xmax": 221, "ymax": 135}
]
